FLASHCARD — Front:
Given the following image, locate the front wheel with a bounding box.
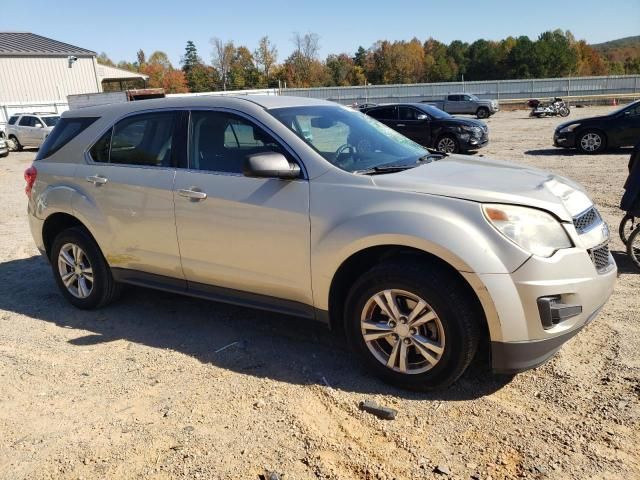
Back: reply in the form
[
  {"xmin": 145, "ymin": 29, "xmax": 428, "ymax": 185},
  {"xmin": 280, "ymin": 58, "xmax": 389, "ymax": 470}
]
[
  {"xmin": 344, "ymin": 260, "xmax": 480, "ymax": 391},
  {"xmin": 627, "ymin": 226, "xmax": 640, "ymax": 270},
  {"xmin": 476, "ymin": 107, "xmax": 489, "ymax": 119},
  {"xmin": 50, "ymin": 227, "xmax": 120, "ymax": 309},
  {"xmin": 577, "ymin": 130, "xmax": 606, "ymax": 154},
  {"xmin": 436, "ymin": 135, "xmax": 459, "ymax": 154},
  {"xmin": 619, "ymin": 214, "xmax": 636, "ymax": 244},
  {"xmin": 559, "ymin": 106, "xmax": 570, "ymax": 117}
]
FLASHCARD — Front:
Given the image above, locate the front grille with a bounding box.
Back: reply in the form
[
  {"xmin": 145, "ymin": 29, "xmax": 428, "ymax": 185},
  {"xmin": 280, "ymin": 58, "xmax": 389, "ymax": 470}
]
[
  {"xmin": 573, "ymin": 207, "xmax": 601, "ymax": 233},
  {"xmin": 588, "ymin": 243, "xmax": 611, "ymax": 272}
]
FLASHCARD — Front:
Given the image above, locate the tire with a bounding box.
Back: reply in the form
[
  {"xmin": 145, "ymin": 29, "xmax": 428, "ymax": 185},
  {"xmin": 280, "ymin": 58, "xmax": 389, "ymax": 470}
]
[
  {"xmin": 8, "ymin": 135, "xmax": 22, "ymax": 151},
  {"xmin": 50, "ymin": 227, "xmax": 120, "ymax": 309},
  {"xmin": 577, "ymin": 130, "xmax": 606, "ymax": 154},
  {"xmin": 436, "ymin": 134, "xmax": 459, "ymax": 154},
  {"xmin": 619, "ymin": 214, "xmax": 636, "ymax": 245},
  {"xmin": 343, "ymin": 259, "xmax": 480, "ymax": 391},
  {"xmin": 627, "ymin": 226, "xmax": 640, "ymax": 270},
  {"xmin": 559, "ymin": 106, "xmax": 570, "ymax": 117},
  {"xmin": 476, "ymin": 107, "xmax": 489, "ymax": 119}
]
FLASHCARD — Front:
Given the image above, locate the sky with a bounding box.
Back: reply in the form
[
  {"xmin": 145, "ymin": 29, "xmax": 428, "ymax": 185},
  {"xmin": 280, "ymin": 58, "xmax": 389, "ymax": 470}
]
[{"xmin": 2, "ymin": 0, "xmax": 639, "ymax": 67}]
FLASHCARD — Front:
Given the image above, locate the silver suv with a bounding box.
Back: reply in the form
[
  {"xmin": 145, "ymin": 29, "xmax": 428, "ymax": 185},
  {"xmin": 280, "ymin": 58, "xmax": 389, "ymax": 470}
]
[
  {"xmin": 6, "ymin": 113, "xmax": 60, "ymax": 150},
  {"xmin": 26, "ymin": 96, "xmax": 616, "ymax": 390}
]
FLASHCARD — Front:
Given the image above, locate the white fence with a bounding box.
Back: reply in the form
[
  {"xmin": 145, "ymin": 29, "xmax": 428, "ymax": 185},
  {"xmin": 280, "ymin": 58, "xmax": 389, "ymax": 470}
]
[{"xmin": 282, "ymin": 75, "xmax": 640, "ymax": 105}]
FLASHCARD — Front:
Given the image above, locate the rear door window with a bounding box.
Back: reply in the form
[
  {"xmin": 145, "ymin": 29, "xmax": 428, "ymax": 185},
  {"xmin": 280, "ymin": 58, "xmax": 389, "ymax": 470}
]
[
  {"xmin": 367, "ymin": 106, "xmax": 397, "ymax": 121},
  {"xmin": 19, "ymin": 116, "xmax": 35, "ymax": 127},
  {"xmin": 108, "ymin": 112, "xmax": 176, "ymax": 167},
  {"xmin": 36, "ymin": 117, "xmax": 98, "ymax": 160}
]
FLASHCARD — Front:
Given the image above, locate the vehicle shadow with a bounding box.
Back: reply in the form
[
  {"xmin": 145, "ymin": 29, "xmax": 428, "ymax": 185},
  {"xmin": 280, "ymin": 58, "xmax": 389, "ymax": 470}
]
[
  {"xmin": 525, "ymin": 147, "xmax": 632, "ymax": 157},
  {"xmin": 0, "ymin": 255, "xmax": 514, "ymax": 400},
  {"xmin": 612, "ymin": 250, "xmax": 639, "ymax": 274}
]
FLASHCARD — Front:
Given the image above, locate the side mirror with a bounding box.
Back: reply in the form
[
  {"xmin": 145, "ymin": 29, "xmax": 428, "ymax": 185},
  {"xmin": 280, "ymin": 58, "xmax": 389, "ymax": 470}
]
[
  {"xmin": 416, "ymin": 114, "xmax": 429, "ymax": 121},
  {"xmin": 243, "ymin": 152, "xmax": 301, "ymax": 179},
  {"xmin": 34, "ymin": 123, "xmax": 43, "ymax": 128}
]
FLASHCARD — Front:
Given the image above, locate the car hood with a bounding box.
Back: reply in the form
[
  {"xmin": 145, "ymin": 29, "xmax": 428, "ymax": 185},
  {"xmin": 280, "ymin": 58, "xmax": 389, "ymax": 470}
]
[
  {"xmin": 371, "ymin": 154, "xmax": 592, "ymax": 221},
  {"xmin": 556, "ymin": 114, "xmax": 607, "ymax": 130},
  {"xmin": 439, "ymin": 117, "xmax": 486, "ymax": 128}
]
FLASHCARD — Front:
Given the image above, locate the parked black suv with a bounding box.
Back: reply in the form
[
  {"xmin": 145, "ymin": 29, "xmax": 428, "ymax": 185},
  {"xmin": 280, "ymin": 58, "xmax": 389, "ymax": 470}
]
[
  {"xmin": 361, "ymin": 103, "xmax": 488, "ymax": 153},
  {"xmin": 554, "ymin": 100, "xmax": 640, "ymax": 154}
]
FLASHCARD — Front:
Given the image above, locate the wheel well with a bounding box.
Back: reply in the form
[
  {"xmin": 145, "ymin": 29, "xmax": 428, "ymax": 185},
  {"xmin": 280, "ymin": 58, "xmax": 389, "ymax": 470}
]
[
  {"xmin": 476, "ymin": 106, "xmax": 489, "ymax": 112},
  {"xmin": 42, "ymin": 213, "xmax": 89, "ymax": 259},
  {"xmin": 327, "ymin": 246, "xmax": 488, "ymax": 337},
  {"xmin": 578, "ymin": 127, "xmax": 608, "ymax": 143}
]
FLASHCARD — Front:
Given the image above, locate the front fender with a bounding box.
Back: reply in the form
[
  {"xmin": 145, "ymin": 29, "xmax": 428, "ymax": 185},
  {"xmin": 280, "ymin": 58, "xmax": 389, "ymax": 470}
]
[{"xmin": 310, "ymin": 188, "xmax": 531, "ymax": 313}]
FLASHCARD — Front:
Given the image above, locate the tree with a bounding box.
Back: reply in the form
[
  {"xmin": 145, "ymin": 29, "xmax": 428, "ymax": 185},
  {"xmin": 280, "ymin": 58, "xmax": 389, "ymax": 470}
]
[
  {"xmin": 136, "ymin": 49, "xmax": 146, "ymax": 69},
  {"xmin": 97, "ymin": 52, "xmax": 115, "ymax": 67},
  {"xmin": 229, "ymin": 46, "xmax": 260, "ymax": 89},
  {"xmin": 353, "ymin": 46, "xmax": 367, "ymax": 68},
  {"xmin": 254, "ymin": 36, "xmax": 278, "ymax": 80},
  {"xmin": 140, "ymin": 50, "xmax": 189, "ymax": 93},
  {"xmin": 181, "ymin": 41, "xmax": 212, "ymax": 92},
  {"xmin": 211, "ymin": 37, "xmax": 235, "ymax": 90}
]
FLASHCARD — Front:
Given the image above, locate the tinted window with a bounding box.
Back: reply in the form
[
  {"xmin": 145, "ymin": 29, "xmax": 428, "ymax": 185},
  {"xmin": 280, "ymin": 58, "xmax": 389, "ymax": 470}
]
[
  {"xmin": 189, "ymin": 111, "xmax": 287, "ymax": 173},
  {"xmin": 399, "ymin": 107, "xmax": 424, "ymax": 121},
  {"xmin": 109, "ymin": 112, "xmax": 175, "ymax": 167},
  {"xmin": 19, "ymin": 116, "xmax": 35, "ymax": 126},
  {"xmin": 89, "ymin": 129, "xmax": 112, "ymax": 163},
  {"xmin": 418, "ymin": 105, "xmax": 451, "ymax": 120},
  {"xmin": 42, "ymin": 116, "xmax": 60, "ymax": 127},
  {"xmin": 367, "ymin": 107, "xmax": 396, "ymax": 120},
  {"xmin": 448, "ymin": 95, "xmax": 460, "ymax": 101},
  {"xmin": 624, "ymin": 104, "xmax": 640, "ymax": 117},
  {"xmin": 7, "ymin": 116, "xmax": 18, "ymax": 125},
  {"xmin": 36, "ymin": 117, "xmax": 98, "ymax": 160}
]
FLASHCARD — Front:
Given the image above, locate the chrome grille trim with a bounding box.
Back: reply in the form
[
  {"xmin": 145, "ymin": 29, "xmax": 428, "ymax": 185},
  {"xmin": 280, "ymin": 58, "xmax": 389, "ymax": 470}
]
[
  {"xmin": 588, "ymin": 242, "xmax": 612, "ymax": 273},
  {"xmin": 573, "ymin": 207, "xmax": 601, "ymax": 234}
]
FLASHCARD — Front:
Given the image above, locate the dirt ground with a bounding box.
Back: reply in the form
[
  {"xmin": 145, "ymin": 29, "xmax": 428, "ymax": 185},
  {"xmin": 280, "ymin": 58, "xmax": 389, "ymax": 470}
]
[{"xmin": 0, "ymin": 106, "xmax": 638, "ymax": 480}]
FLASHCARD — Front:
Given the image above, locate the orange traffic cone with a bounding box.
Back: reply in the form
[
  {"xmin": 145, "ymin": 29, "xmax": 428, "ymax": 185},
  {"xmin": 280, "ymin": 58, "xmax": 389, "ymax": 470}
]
[{"xmin": 612, "ymin": 98, "xmax": 617, "ymax": 106}]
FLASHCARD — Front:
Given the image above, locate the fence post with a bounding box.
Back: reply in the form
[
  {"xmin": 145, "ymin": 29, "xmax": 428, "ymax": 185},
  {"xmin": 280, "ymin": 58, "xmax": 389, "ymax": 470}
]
[{"xmin": 567, "ymin": 77, "xmax": 571, "ymax": 97}]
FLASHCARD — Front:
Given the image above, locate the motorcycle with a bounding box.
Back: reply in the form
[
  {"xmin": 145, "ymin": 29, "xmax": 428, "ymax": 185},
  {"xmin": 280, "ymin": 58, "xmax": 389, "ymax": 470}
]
[{"xmin": 528, "ymin": 97, "xmax": 570, "ymax": 118}]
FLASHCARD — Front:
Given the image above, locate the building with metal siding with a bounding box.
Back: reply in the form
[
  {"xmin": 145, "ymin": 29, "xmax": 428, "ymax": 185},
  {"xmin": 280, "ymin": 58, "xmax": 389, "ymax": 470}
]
[{"xmin": 0, "ymin": 32, "xmax": 147, "ymax": 131}]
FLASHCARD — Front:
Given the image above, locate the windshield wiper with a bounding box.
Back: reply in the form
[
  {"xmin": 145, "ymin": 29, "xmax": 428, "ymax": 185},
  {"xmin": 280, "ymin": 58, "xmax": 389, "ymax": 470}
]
[{"xmin": 354, "ymin": 165, "xmax": 417, "ymax": 175}]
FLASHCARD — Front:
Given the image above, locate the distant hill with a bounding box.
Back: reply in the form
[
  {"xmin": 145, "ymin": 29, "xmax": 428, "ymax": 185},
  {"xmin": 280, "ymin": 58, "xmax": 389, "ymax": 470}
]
[{"xmin": 592, "ymin": 36, "xmax": 640, "ymax": 62}]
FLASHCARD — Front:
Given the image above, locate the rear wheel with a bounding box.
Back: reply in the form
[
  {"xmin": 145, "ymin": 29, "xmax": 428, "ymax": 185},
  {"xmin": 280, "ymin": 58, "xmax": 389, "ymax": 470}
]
[
  {"xmin": 627, "ymin": 226, "xmax": 640, "ymax": 270},
  {"xmin": 344, "ymin": 260, "xmax": 480, "ymax": 390},
  {"xmin": 577, "ymin": 130, "xmax": 606, "ymax": 154},
  {"xmin": 559, "ymin": 106, "xmax": 570, "ymax": 117},
  {"xmin": 50, "ymin": 227, "xmax": 120, "ymax": 309},
  {"xmin": 476, "ymin": 107, "xmax": 489, "ymax": 119},
  {"xmin": 8, "ymin": 135, "xmax": 22, "ymax": 151},
  {"xmin": 619, "ymin": 214, "xmax": 636, "ymax": 245},
  {"xmin": 436, "ymin": 135, "xmax": 459, "ymax": 154}
]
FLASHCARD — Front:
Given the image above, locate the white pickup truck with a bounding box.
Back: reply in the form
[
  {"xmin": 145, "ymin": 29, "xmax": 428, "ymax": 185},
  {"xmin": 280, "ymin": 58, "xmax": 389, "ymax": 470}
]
[{"xmin": 423, "ymin": 94, "xmax": 499, "ymax": 119}]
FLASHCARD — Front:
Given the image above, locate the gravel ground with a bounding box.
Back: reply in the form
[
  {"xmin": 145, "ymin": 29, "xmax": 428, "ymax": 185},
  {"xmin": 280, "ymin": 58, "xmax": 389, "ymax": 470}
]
[{"xmin": 0, "ymin": 106, "xmax": 638, "ymax": 480}]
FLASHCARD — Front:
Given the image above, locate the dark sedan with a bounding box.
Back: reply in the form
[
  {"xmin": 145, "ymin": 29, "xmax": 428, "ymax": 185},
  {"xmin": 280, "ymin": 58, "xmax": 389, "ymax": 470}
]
[
  {"xmin": 554, "ymin": 100, "xmax": 640, "ymax": 154},
  {"xmin": 361, "ymin": 103, "xmax": 488, "ymax": 153}
]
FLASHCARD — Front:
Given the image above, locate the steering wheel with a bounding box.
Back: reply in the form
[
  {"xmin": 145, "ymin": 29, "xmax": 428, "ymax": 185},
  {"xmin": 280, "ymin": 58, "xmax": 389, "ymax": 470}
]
[{"xmin": 334, "ymin": 143, "xmax": 357, "ymax": 168}]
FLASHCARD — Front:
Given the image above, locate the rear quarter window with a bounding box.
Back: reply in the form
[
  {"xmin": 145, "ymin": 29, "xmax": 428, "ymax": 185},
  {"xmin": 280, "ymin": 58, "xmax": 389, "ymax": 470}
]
[
  {"xmin": 36, "ymin": 117, "xmax": 98, "ymax": 160},
  {"xmin": 7, "ymin": 116, "xmax": 18, "ymax": 125}
]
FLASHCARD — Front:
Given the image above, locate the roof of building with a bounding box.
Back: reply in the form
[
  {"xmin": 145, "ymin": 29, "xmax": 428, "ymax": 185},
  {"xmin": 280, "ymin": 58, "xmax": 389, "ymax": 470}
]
[
  {"xmin": 96, "ymin": 63, "xmax": 149, "ymax": 81},
  {"xmin": 0, "ymin": 32, "xmax": 96, "ymax": 57}
]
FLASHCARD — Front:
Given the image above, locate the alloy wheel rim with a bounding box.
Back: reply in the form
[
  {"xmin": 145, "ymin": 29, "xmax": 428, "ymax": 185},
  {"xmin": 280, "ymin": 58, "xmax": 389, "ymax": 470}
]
[
  {"xmin": 580, "ymin": 133, "xmax": 601, "ymax": 152},
  {"xmin": 57, "ymin": 243, "xmax": 94, "ymax": 299},
  {"xmin": 360, "ymin": 289, "xmax": 446, "ymax": 374},
  {"xmin": 438, "ymin": 138, "xmax": 456, "ymax": 153}
]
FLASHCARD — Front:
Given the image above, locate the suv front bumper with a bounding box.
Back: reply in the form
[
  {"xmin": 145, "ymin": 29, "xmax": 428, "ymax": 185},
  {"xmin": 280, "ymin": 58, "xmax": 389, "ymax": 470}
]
[{"xmin": 474, "ymin": 246, "xmax": 616, "ymax": 373}]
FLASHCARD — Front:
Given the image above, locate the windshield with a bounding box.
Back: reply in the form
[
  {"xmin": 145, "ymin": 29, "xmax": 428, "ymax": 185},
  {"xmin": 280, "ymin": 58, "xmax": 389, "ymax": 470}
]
[
  {"xmin": 42, "ymin": 116, "xmax": 60, "ymax": 127},
  {"xmin": 609, "ymin": 100, "xmax": 640, "ymax": 117},
  {"xmin": 269, "ymin": 105, "xmax": 430, "ymax": 173},
  {"xmin": 419, "ymin": 104, "xmax": 451, "ymax": 120}
]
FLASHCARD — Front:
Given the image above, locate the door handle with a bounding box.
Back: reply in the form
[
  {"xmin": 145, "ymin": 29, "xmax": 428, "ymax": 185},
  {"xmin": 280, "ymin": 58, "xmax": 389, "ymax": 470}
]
[
  {"xmin": 396, "ymin": 123, "xmax": 406, "ymax": 127},
  {"xmin": 178, "ymin": 188, "xmax": 207, "ymax": 201},
  {"xmin": 86, "ymin": 175, "xmax": 108, "ymax": 185}
]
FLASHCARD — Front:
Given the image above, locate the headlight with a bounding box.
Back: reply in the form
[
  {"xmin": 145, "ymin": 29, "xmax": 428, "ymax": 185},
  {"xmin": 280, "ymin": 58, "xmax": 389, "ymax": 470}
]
[
  {"xmin": 461, "ymin": 126, "xmax": 482, "ymax": 136},
  {"xmin": 558, "ymin": 123, "xmax": 580, "ymax": 134},
  {"xmin": 482, "ymin": 204, "xmax": 572, "ymax": 257}
]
